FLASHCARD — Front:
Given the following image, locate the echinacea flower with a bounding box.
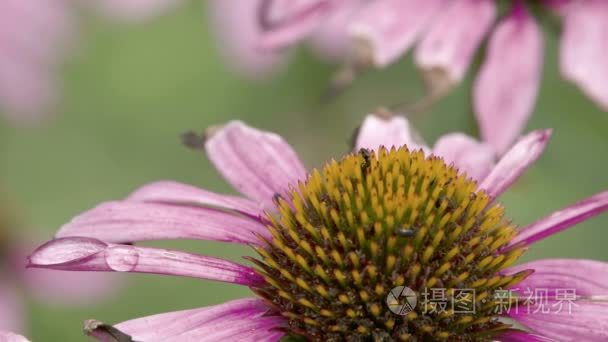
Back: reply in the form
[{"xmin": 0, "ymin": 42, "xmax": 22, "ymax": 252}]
[
  {"xmin": 0, "ymin": 0, "xmax": 73, "ymax": 124},
  {"xmin": 0, "ymin": 198, "xmax": 120, "ymax": 334},
  {"xmin": 214, "ymin": 0, "xmax": 608, "ymax": 154},
  {"xmin": 28, "ymin": 112, "xmax": 608, "ymax": 341}
]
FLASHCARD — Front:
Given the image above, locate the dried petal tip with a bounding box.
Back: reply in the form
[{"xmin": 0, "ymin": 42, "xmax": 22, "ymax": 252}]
[
  {"xmin": 180, "ymin": 131, "xmax": 206, "ymax": 151},
  {"xmin": 204, "ymin": 124, "xmax": 224, "ymax": 141},
  {"xmin": 84, "ymin": 319, "xmax": 134, "ymax": 342}
]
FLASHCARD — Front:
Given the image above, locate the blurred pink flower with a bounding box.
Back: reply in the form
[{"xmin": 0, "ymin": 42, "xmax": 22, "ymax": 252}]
[
  {"xmin": 27, "ymin": 113, "xmax": 608, "ymax": 341},
  {"xmin": 0, "ymin": 212, "xmax": 121, "ymax": 334},
  {"xmin": 0, "ymin": 0, "xmax": 73, "ymax": 124},
  {"xmin": 213, "ymin": 0, "xmax": 608, "ymax": 154}
]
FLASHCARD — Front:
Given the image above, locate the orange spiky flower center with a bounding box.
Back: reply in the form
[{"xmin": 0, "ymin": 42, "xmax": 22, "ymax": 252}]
[{"xmin": 251, "ymin": 147, "xmax": 530, "ymax": 341}]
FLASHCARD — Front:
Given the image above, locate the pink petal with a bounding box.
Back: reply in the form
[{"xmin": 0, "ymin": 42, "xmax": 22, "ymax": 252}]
[
  {"xmin": 480, "ymin": 130, "xmax": 551, "ymax": 200},
  {"xmin": 510, "ymin": 300, "xmax": 608, "ymax": 341},
  {"xmin": 28, "ymin": 237, "xmax": 264, "ymax": 286},
  {"xmin": 56, "ymin": 201, "xmax": 269, "ymax": 245},
  {"xmin": 499, "ymin": 331, "xmax": 556, "ymax": 342},
  {"xmin": 307, "ymin": 0, "xmax": 366, "ymax": 62},
  {"xmin": 473, "ymin": 6, "xmax": 543, "ymax": 155},
  {"xmin": 354, "ymin": 113, "xmax": 429, "ymax": 152},
  {"xmin": 349, "ymin": 0, "xmax": 442, "ymax": 67},
  {"xmin": 559, "ymin": 0, "xmax": 608, "ymax": 110},
  {"xmin": 432, "ymin": 133, "xmax": 495, "ymax": 182},
  {"xmin": 0, "ymin": 283, "xmax": 23, "ymax": 333},
  {"xmin": 7, "ymin": 240, "xmax": 122, "ymax": 306},
  {"xmin": 0, "ymin": 53, "xmax": 56, "ymax": 123},
  {"xmin": 509, "ymin": 191, "xmax": 608, "ymax": 247},
  {"xmin": 415, "ymin": 0, "xmax": 496, "ymax": 83},
  {"xmin": 207, "ymin": 0, "xmax": 288, "ymax": 79},
  {"xmin": 506, "ymin": 259, "xmax": 608, "ymax": 297},
  {"xmin": 94, "ymin": 0, "xmax": 180, "ymax": 22},
  {"xmin": 127, "ymin": 180, "xmax": 263, "ymax": 217},
  {"xmin": 205, "ymin": 121, "xmax": 307, "ymax": 209},
  {"xmin": 0, "ymin": 331, "xmax": 30, "ymax": 342},
  {"xmin": 88, "ymin": 298, "xmax": 285, "ymax": 341},
  {"xmin": 258, "ymin": 0, "xmax": 336, "ymax": 50}
]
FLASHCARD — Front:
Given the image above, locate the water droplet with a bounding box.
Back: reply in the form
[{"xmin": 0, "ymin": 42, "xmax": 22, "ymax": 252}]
[{"xmin": 104, "ymin": 245, "xmax": 139, "ymax": 272}]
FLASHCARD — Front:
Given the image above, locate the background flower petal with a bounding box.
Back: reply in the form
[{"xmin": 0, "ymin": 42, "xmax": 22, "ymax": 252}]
[
  {"xmin": 415, "ymin": 0, "xmax": 496, "ymax": 84},
  {"xmin": 207, "ymin": 0, "xmax": 288, "ymax": 79},
  {"xmin": 560, "ymin": 0, "xmax": 608, "ymax": 110},
  {"xmin": 349, "ymin": 0, "xmax": 441, "ymax": 67},
  {"xmin": 473, "ymin": 7, "xmax": 543, "ymax": 155},
  {"xmin": 307, "ymin": 0, "xmax": 366, "ymax": 62},
  {"xmin": 258, "ymin": 0, "xmax": 334, "ymax": 50}
]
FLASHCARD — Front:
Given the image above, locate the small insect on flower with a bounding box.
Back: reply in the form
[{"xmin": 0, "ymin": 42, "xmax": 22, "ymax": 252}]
[
  {"xmin": 27, "ymin": 113, "xmax": 608, "ymax": 341},
  {"xmin": 395, "ymin": 227, "xmax": 416, "ymax": 238}
]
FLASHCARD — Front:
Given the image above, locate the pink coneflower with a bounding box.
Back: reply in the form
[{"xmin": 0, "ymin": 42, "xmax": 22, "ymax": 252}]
[
  {"xmin": 0, "ymin": 202, "xmax": 120, "ymax": 335},
  {"xmin": 0, "ymin": 0, "xmax": 73, "ymax": 124},
  {"xmin": 28, "ymin": 112, "xmax": 608, "ymax": 341},
  {"xmin": 216, "ymin": 0, "xmax": 608, "ymax": 154}
]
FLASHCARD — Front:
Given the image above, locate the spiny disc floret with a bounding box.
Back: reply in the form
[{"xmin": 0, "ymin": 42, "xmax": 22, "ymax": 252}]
[{"xmin": 252, "ymin": 147, "xmax": 529, "ymax": 341}]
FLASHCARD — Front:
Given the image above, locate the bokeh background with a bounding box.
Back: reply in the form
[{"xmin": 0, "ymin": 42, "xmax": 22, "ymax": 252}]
[{"xmin": 1, "ymin": 3, "xmax": 607, "ymax": 340}]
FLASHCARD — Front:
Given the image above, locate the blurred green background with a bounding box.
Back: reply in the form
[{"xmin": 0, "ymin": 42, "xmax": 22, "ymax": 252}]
[{"xmin": 1, "ymin": 3, "xmax": 607, "ymax": 340}]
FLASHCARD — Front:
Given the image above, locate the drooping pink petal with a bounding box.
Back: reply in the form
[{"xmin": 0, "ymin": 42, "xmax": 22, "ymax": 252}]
[
  {"xmin": 205, "ymin": 121, "xmax": 307, "ymax": 209},
  {"xmin": 6, "ymin": 240, "xmax": 122, "ymax": 306},
  {"xmin": 473, "ymin": 5, "xmax": 543, "ymax": 155},
  {"xmin": 349, "ymin": 0, "xmax": 442, "ymax": 67},
  {"xmin": 509, "ymin": 191, "xmax": 608, "ymax": 247},
  {"xmin": 0, "ymin": 283, "xmax": 23, "ymax": 333},
  {"xmin": 0, "ymin": 331, "xmax": 30, "ymax": 342},
  {"xmin": 127, "ymin": 180, "xmax": 263, "ymax": 217},
  {"xmin": 355, "ymin": 113, "xmax": 429, "ymax": 152},
  {"xmin": 559, "ymin": 0, "xmax": 608, "ymax": 110},
  {"xmin": 87, "ymin": 298, "xmax": 285, "ymax": 341},
  {"xmin": 480, "ymin": 129, "xmax": 551, "ymax": 200},
  {"xmin": 56, "ymin": 201, "xmax": 269, "ymax": 245},
  {"xmin": 414, "ymin": 0, "xmax": 496, "ymax": 83},
  {"xmin": 28, "ymin": 237, "xmax": 264, "ymax": 286},
  {"xmin": 258, "ymin": 0, "xmax": 336, "ymax": 50},
  {"xmin": 207, "ymin": 0, "xmax": 288, "ymax": 79},
  {"xmin": 307, "ymin": 0, "xmax": 366, "ymax": 62},
  {"xmin": 506, "ymin": 259, "xmax": 608, "ymax": 297},
  {"xmin": 510, "ymin": 300, "xmax": 608, "ymax": 341},
  {"xmin": 94, "ymin": 0, "xmax": 180, "ymax": 22},
  {"xmin": 432, "ymin": 133, "xmax": 495, "ymax": 182},
  {"xmin": 499, "ymin": 331, "xmax": 556, "ymax": 342}
]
